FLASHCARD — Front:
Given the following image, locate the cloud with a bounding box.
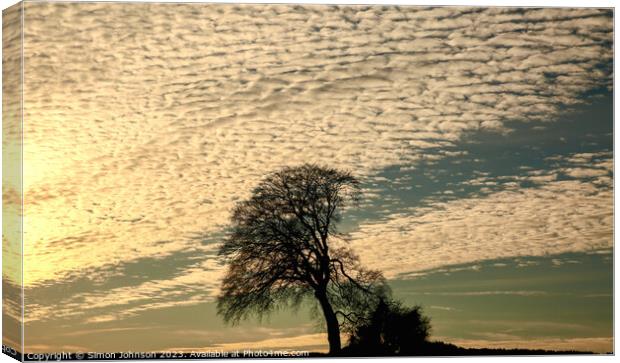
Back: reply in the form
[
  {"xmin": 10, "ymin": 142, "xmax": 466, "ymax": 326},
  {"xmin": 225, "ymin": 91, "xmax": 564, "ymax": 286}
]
[
  {"xmin": 429, "ymin": 305, "xmax": 459, "ymax": 312},
  {"xmin": 168, "ymin": 333, "xmax": 329, "ymax": 353},
  {"xmin": 18, "ymin": 3, "xmax": 612, "ymax": 331},
  {"xmin": 24, "ymin": 345, "xmax": 91, "ymax": 354},
  {"xmin": 25, "ymin": 257, "xmax": 225, "ymax": 323},
  {"xmin": 550, "ymin": 258, "xmax": 582, "ymax": 267},
  {"xmin": 420, "ymin": 291, "xmax": 550, "ymax": 297},
  {"xmin": 350, "ymin": 174, "xmax": 612, "ymax": 278}
]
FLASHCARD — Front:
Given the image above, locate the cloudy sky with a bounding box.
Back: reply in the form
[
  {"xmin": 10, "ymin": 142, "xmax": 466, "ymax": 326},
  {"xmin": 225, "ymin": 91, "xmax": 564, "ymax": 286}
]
[{"xmin": 3, "ymin": 2, "xmax": 613, "ymax": 354}]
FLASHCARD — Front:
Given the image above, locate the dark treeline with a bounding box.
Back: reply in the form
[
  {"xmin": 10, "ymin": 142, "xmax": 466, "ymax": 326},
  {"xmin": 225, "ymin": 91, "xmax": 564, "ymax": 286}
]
[{"xmin": 340, "ymin": 341, "xmax": 595, "ymax": 356}]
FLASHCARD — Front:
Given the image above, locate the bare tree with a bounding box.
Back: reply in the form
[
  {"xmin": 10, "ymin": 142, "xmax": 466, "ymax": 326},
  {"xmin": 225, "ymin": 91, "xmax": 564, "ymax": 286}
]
[{"xmin": 217, "ymin": 164, "xmax": 387, "ymax": 354}]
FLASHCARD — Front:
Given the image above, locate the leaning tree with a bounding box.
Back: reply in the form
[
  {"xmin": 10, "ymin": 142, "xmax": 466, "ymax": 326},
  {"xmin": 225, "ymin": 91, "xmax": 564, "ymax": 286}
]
[{"xmin": 217, "ymin": 164, "xmax": 388, "ymax": 354}]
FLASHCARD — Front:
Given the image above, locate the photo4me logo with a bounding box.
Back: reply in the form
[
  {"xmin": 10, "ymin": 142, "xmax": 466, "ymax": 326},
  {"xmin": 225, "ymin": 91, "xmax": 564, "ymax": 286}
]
[{"xmin": 242, "ymin": 350, "xmax": 310, "ymax": 357}]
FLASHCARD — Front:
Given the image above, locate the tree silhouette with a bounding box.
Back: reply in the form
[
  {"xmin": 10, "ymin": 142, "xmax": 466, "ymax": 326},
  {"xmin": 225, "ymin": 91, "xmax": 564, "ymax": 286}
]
[
  {"xmin": 217, "ymin": 164, "xmax": 387, "ymax": 354},
  {"xmin": 345, "ymin": 299, "xmax": 431, "ymax": 355}
]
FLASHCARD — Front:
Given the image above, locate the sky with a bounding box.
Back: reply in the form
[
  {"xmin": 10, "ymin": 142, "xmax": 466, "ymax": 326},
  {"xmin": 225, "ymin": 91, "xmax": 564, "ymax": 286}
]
[{"xmin": 1, "ymin": 2, "xmax": 613, "ymax": 354}]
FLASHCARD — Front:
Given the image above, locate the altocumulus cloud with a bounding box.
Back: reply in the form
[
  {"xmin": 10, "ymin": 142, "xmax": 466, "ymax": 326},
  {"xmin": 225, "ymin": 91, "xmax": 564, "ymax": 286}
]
[
  {"xmin": 20, "ymin": 3, "xmax": 612, "ymax": 321},
  {"xmin": 350, "ymin": 151, "xmax": 612, "ymax": 277}
]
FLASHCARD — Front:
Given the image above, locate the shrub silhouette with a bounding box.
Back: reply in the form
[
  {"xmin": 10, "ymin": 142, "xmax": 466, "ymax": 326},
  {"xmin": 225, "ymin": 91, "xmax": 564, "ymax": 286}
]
[{"xmin": 344, "ymin": 299, "xmax": 431, "ymax": 356}]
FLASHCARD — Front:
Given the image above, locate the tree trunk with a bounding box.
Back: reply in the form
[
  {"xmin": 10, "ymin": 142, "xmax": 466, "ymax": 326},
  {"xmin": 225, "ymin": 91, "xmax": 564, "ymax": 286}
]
[{"xmin": 316, "ymin": 291, "xmax": 341, "ymax": 354}]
